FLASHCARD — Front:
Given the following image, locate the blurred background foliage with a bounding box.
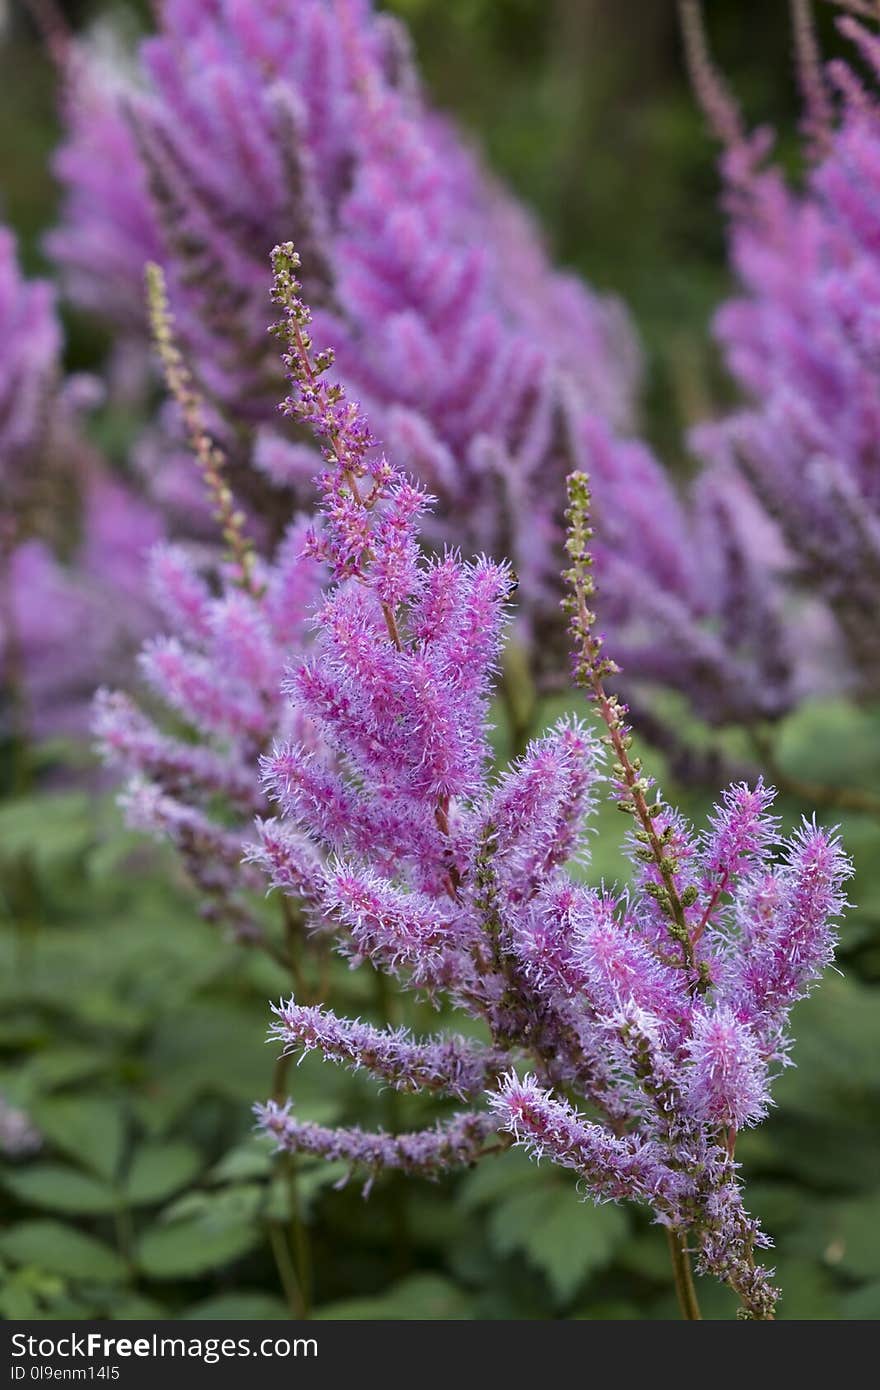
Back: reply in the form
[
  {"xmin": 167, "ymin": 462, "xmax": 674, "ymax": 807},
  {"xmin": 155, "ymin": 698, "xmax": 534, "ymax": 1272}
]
[{"xmin": 1, "ymin": 0, "xmax": 879, "ymax": 1321}]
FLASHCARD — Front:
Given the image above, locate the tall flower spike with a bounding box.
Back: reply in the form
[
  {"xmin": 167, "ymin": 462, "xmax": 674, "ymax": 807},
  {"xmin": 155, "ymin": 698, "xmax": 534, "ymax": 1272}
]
[
  {"xmin": 563, "ymin": 472, "xmax": 697, "ymax": 973},
  {"xmin": 145, "ymin": 262, "xmax": 259, "ymax": 595}
]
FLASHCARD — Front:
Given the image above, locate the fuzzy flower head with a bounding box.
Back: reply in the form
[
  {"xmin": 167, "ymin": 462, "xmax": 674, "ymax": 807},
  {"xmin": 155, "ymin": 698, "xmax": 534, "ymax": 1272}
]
[
  {"xmin": 266, "ymin": 242, "xmax": 513, "ymax": 833},
  {"xmin": 684, "ymin": 1005, "xmax": 770, "ymax": 1131}
]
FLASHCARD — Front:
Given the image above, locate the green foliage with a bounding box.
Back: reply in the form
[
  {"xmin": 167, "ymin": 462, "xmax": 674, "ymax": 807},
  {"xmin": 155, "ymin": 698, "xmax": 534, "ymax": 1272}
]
[
  {"xmin": 136, "ymin": 1209, "xmax": 262, "ymax": 1280},
  {"xmin": 458, "ymin": 1150, "xmax": 627, "ymax": 1306},
  {"xmin": 316, "ymin": 1274, "xmax": 474, "ymax": 1320},
  {"xmin": 0, "ymin": 1222, "xmax": 127, "ymax": 1283},
  {"xmin": 125, "ymin": 1143, "xmax": 204, "ymax": 1207},
  {"xmin": 1, "ymin": 1165, "xmax": 119, "ymax": 1217}
]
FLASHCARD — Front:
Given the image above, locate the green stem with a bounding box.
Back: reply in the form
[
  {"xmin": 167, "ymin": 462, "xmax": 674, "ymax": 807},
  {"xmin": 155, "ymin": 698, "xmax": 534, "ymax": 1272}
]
[
  {"xmin": 281, "ymin": 1152, "xmax": 312, "ymax": 1316},
  {"xmin": 113, "ymin": 1200, "xmax": 136, "ymax": 1278},
  {"xmin": 272, "ymin": 1047, "xmax": 313, "ymax": 1317},
  {"xmin": 373, "ymin": 970, "xmax": 411, "ymax": 1274},
  {"xmin": 267, "ymin": 1221, "xmax": 307, "ymax": 1320},
  {"xmin": 501, "ymin": 642, "xmax": 537, "ymax": 760},
  {"xmin": 666, "ymin": 1228, "xmax": 702, "ymax": 1320}
]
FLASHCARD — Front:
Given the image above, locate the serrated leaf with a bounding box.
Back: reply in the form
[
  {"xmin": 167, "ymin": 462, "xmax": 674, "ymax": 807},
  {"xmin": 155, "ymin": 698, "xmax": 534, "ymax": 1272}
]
[
  {"xmin": 826, "ymin": 1193, "xmax": 880, "ymax": 1280},
  {"xmin": 840, "ymin": 1282, "xmax": 880, "ymax": 1320},
  {"xmin": 34, "ymin": 1096, "xmax": 125, "ymax": 1181},
  {"xmin": 136, "ymin": 1214, "xmax": 261, "ymax": 1279},
  {"xmin": 0, "ymin": 1221, "xmax": 126, "ymax": 1282},
  {"xmin": 209, "ymin": 1138, "xmax": 273, "ymax": 1185},
  {"xmin": 181, "ymin": 1292, "xmax": 290, "ymax": 1320},
  {"xmin": 109, "ymin": 1294, "xmax": 168, "ymax": 1320},
  {"xmin": 489, "ymin": 1183, "xmax": 627, "ymax": 1304},
  {"xmin": 0, "ymin": 794, "xmax": 94, "ymax": 871},
  {"xmin": 457, "ymin": 1147, "xmax": 536, "ymax": 1211},
  {"xmin": 1, "ymin": 1164, "xmax": 117, "ymax": 1216},
  {"xmin": 316, "ymin": 1274, "xmax": 472, "ymax": 1320},
  {"xmin": 25, "ymin": 1047, "xmax": 108, "ymax": 1094},
  {"xmin": 124, "ymin": 1142, "xmax": 202, "ymax": 1206}
]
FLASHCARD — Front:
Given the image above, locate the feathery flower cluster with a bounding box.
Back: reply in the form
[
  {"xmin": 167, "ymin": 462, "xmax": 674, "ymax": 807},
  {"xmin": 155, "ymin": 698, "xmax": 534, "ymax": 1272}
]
[
  {"xmin": 253, "ymin": 256, "xmax": 852, "ymax": 1319},
  {"xmin": 688, "ymin": 9, "xmax": 880, "ymax": 695},
  {"xmin": 47, "ymin": 0, "xmax": 654, "ymax": 670},
  {"xmin": 1, "ymin": 228, "xmax": 159, "ymax": 741}
]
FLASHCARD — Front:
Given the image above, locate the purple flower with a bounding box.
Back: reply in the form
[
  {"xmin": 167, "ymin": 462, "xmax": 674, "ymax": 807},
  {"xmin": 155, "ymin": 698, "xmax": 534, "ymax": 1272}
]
[
  {"xmin": 245, "ymin": 269, "xmax": 849, "ymax": 1320},
  {"xmin": 684, "ymin": 1005, "xmax": 770, "ymax": 1131},
  {"xmin": 47, "ymin": 0, "xmax": 647, "ymax": 674},
  {"xmin": 256, "ymin": 1099, "xmax": 497, "ymax": 1193},
  {"xmin": 269, "ymin": 997, "xmax": 501, "ymax": 1100}
]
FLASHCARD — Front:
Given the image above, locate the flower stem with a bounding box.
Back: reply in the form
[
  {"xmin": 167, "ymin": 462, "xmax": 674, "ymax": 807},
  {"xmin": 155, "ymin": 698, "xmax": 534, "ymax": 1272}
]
[
  {"xmin": 666, "ymin": 1228, "xmax": 702, "ymax": 1320},
  {"xmin": 501, "ymin": 640, "xmax": 536, "ymax": 759},
  {"xmin": 267, "ymin": 1220, "xmax": 307, "ymax": 1320},
  {"xmin": 272, "ymin": 1046, "xmax": 313, "ymax": 1317}
]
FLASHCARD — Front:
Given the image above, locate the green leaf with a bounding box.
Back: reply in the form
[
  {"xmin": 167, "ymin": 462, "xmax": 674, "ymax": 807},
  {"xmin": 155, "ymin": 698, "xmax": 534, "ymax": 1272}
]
[
  {"xmin": 1, "ymin": 1164, "xmax": 117, "ymax": 1216},
  {"xmin": 208, "ymin": 1137, "xmax": 274, "ymax": 1185},
  {"xmin": 181, "ymin": 1293, "xmax": 290, "ymax": 1320},
  {"xmin": 826, "ymin": 1194, "xmax": 880, "ymax": 1280},
  {"xmin": 124, "ymin": 1142, "xmax": 202, "ymax": 1207},
  {"xmin": 488, "ymin": 1183, "xmax": 627, "ymax": 1305},
  {"xmin": 0, "ymin": 1284, "xmax": 40, "ymax": 1320},
  {"xmin": 0, "ymin": 1221, "xmax": 126, "ymax": 1283},
  {"xmin": 0, "ymin": 794, "xmax": 94, "ymax": 871},
  {"xmin": 573, "ymin": 1299, "xmax": 641, "ymax": 1320},
  {"xmin": 109, "ymin": 1296, "xmax": 167, "ymax": 1320},
  {"xmin": 163, "ymin": 1185, "xmax": 264, "ymax": 1226},
  {"xmin": 136, "ymin": 1213, "xmax": 261, "ymax": 1279},
  {"xmin": 316, "ymin": 1274, "xmax": 473, "ymax": 1320},
  {"xmin": 25, "ymin": 1046, "xmax": 108, "ymax": 1094},
  {"xmin": 145, "ymin": 1004, "xmax": 270, "ymax": 1104},
  {"xmin": 34, "ymin": 1096, "xmax": 125, "ymax": 1181},
  {"xmin": 616, "ymin": 1230, "xmax": 676, "ymax": 1283},
  {"xmin": 457, "ymin": 1146, "xmax": 536, "ymax": 1210},
  {"xmin": 840, "ymin": 1282, "xmax": 880, "ymax": 1320},
  {"xmin": 771, "ymin": 1260, "xmax": 840, "ymax": 1320}
]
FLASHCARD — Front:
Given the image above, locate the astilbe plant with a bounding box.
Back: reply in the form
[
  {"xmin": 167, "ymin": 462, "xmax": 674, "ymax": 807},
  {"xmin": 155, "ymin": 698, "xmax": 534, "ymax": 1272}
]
[
  {"xmin": 48, "ymin": 5, "xmax": 635, "ymax": 479},
  {"xmin": 0, "ymin": 227, "xmax": 159, "ymax": 748},
  {"xmin": 682, "ymin": 1, "xmax": 880, "ymax": 700},
  {"xmin": 252, "ymin": 247, "xmax": 852, "ymax": 1320}
]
